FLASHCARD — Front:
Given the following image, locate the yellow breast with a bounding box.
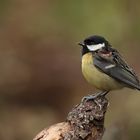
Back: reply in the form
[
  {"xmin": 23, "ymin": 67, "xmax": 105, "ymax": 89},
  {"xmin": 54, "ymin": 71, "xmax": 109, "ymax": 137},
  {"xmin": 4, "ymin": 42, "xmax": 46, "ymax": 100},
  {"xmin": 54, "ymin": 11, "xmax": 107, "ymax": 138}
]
[{"xmin": 82, "ymin": 53, "xmax": 123, "ymax": 90}]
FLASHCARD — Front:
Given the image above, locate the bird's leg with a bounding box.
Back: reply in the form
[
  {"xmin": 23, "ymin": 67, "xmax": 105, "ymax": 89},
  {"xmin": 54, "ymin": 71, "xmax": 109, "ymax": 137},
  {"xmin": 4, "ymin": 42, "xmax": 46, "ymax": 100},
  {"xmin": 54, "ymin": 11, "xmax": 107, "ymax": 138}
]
[
  {"xmin": 100, "ymin": 90, "xmax": 109, "ymax": 97},
  {"xmin": 81, "ymin": 91, "xmax": 109, "ymax": 103}
]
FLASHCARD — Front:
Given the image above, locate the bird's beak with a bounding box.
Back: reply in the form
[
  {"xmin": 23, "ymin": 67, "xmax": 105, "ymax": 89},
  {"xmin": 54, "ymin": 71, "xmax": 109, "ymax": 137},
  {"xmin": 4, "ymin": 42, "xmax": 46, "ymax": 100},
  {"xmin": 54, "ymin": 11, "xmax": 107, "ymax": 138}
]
[{"xmin": 78, "ymin": 42, "xmax": 85, "ymax": 46}]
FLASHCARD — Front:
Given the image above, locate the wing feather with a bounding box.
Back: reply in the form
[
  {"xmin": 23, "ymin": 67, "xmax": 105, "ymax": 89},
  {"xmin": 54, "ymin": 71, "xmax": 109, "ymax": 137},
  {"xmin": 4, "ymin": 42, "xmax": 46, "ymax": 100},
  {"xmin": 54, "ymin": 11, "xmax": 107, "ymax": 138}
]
[{"xmin": 94, "ymin": 49, "xmax": 140, "ymax": 90}]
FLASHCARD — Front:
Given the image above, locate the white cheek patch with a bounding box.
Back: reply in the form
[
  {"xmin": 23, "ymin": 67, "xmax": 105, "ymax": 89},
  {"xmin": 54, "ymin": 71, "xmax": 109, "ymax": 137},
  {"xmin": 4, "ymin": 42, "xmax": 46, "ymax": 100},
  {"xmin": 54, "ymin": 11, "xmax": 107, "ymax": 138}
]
[{"xmin": 87, "ymin": 43, "xmax": 105, "ymax": 51}]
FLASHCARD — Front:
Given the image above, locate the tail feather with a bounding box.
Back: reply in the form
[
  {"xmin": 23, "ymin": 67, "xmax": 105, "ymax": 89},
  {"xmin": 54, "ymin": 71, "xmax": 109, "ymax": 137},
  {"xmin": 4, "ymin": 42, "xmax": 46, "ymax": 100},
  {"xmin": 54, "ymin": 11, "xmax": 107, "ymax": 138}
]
[
  {"xmin": 136, "ymin": 85, "xmax": 140, "ymax": 90},
  {"xmin": 133, "ymin": 82, "xmax": 140, "ymax": 90}
]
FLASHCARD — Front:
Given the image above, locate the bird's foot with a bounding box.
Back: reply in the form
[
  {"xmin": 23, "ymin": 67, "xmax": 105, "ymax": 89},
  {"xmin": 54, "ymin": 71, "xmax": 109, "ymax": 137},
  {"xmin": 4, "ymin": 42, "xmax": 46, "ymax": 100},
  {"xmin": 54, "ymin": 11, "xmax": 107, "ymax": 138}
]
[
  {"xmin": 81, "ymin": 94, "xmax": 98, "ymax": 103},
  {"xmin": 81, "ymin": 91, "xmax": 109, "ymax": 103}
]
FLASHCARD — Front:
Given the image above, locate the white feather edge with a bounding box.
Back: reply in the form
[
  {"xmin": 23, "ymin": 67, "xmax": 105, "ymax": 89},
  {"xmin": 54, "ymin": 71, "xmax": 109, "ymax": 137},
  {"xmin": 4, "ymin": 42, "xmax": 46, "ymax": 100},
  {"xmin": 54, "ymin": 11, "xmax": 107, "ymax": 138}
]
[
  {"xmin": 105, "ymin": 64, "xmax": 116, "ymax": 69},
  {"xmin": 87, "ymin": 43, "xmax": 105, "ymax": 51}
]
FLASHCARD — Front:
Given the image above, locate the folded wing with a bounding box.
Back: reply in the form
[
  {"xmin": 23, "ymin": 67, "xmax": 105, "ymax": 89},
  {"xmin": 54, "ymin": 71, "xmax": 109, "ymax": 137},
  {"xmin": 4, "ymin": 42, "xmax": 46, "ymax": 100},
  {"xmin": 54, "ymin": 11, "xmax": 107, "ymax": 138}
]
[{"xmin": 94, "ymin": 49, "xmax": 140, "ymax": 90}]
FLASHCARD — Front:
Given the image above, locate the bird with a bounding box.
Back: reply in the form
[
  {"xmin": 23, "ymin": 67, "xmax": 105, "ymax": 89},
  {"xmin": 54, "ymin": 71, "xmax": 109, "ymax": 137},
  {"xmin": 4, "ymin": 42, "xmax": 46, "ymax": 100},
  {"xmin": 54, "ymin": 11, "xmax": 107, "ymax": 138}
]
[{"xmin": 78, "ymin": 35, "xmax": 140, "ymax": 99}]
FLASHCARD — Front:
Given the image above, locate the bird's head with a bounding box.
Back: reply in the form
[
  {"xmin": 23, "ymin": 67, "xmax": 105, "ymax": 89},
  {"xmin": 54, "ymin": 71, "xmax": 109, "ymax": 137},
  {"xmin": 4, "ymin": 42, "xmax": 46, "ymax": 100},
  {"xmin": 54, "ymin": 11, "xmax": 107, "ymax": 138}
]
[{"xmin": 78, "ymin": 35, "xmax": 111, "ymax": 55}]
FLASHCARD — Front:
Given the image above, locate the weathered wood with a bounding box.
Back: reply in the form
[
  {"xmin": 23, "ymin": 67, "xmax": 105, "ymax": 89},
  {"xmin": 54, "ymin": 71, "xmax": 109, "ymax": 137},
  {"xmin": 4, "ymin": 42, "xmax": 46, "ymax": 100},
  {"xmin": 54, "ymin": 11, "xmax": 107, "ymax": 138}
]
[{"xmin": 33, "ymin": 95, "xmax": 108, "ymax": 140}]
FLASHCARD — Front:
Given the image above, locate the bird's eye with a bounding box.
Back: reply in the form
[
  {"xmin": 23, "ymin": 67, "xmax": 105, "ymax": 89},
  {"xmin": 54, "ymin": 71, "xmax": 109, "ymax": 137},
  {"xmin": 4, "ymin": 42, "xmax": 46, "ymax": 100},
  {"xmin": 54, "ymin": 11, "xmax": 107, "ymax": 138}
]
[
  {"xmin": 84, "ymin": 39, "xmax": 95, "ymax": 45},
  {"xmin": 87, "ymin": 41, "xmax": 94, "ymax": 45}
]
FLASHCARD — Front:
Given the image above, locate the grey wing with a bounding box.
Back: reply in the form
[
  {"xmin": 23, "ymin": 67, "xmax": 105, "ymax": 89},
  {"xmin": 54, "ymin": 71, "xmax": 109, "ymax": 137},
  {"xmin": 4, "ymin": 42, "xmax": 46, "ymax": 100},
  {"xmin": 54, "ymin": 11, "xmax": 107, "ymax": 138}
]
[{"xmin": 94, "ymin": 49, "xmax": 140, "ymax": 90}]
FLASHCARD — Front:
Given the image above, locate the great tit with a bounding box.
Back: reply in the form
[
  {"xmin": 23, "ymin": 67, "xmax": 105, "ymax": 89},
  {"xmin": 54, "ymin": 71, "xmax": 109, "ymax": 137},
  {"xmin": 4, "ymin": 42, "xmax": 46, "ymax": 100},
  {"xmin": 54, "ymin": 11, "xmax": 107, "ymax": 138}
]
[{"xmin": 79, "ymin": 35, "xmax": 140, "ymax": 98}]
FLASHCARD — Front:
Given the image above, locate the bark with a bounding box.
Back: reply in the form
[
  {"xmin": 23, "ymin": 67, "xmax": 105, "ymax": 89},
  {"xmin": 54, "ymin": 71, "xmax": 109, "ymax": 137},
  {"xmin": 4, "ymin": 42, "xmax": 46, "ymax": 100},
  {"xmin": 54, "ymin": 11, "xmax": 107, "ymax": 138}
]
[{"xmin": 33, "ymin": 95, "xmax": 108, "ymax": 140}]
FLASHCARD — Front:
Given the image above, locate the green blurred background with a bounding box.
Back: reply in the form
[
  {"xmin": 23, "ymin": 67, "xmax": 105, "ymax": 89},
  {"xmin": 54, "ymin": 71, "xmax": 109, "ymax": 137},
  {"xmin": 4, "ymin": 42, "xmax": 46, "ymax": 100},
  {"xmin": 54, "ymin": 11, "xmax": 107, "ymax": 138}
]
[{"xmin": 0, "ymin": 0, "xmax": 140, "ymax": 140}]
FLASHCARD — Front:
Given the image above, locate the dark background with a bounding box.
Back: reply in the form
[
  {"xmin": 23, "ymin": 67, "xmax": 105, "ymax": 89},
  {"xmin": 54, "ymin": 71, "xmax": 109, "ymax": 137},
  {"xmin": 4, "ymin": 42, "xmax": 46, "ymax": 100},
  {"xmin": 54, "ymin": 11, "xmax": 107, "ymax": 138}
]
[{"xmin": 0, "ymin": 0, "xmax": 140, "ymax": 140}]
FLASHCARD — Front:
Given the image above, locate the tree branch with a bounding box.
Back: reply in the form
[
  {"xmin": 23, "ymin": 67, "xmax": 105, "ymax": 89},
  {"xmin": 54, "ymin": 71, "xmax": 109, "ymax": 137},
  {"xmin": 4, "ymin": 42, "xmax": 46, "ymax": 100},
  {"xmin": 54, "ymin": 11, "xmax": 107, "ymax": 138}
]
[{"xmin": 33, "ymin": 95, "xmax": 108, "ymax": 140}]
